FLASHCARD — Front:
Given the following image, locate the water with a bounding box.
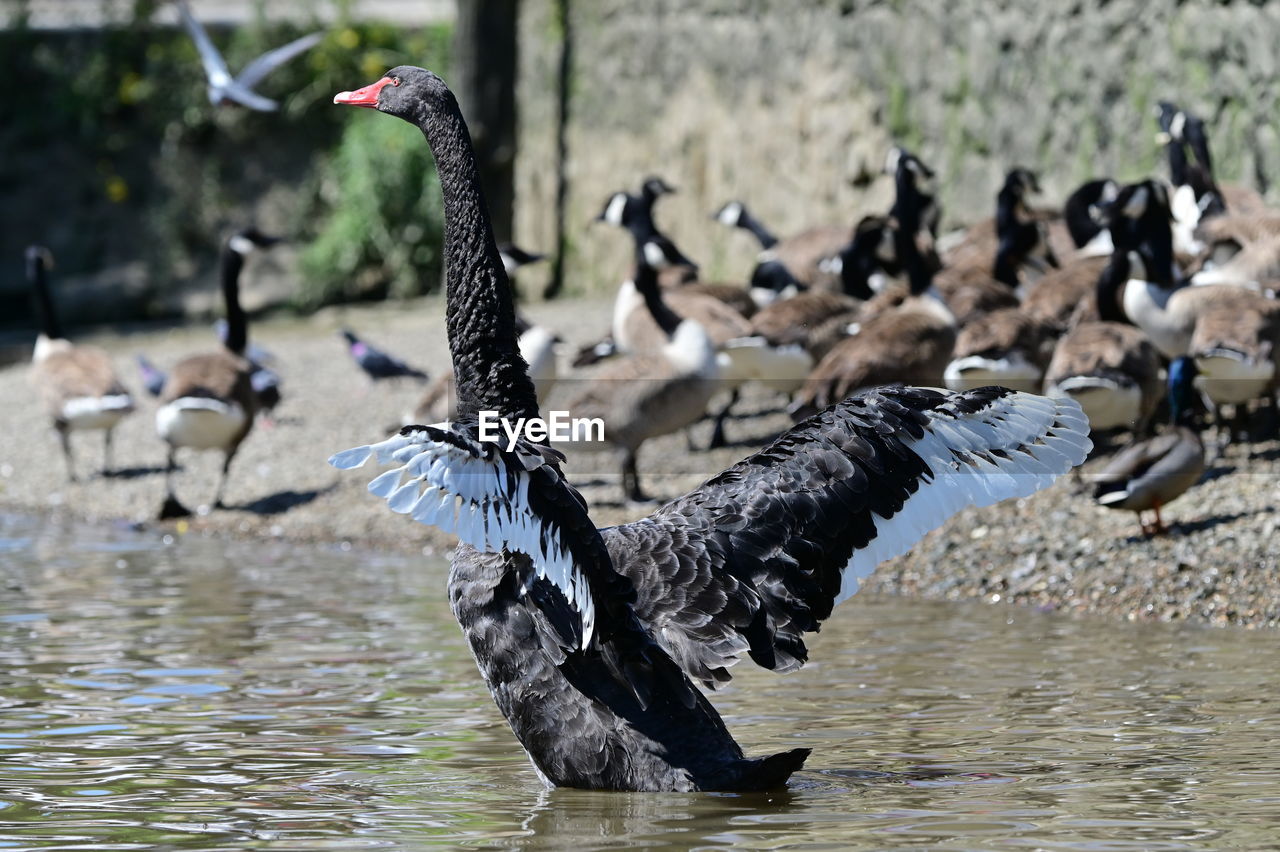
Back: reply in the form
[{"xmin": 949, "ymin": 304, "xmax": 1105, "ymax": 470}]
[{"xmin": 2, "ymin": 512, "xmax": 1278, "ymax": 850}]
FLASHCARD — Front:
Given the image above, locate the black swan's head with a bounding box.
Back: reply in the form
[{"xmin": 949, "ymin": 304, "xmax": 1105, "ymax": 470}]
[{"xmin": 334, "ymin": 65, "xmax": 452, "ymax": 120}]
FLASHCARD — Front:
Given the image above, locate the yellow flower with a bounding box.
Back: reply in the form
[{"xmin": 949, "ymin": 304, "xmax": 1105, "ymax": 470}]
[
  {"xmin": 105, "ymin": 176, "xmax": 129, "ymax": 203},
  {"xmin": 118, "ymin": 71, "xmax": 143, "ymax": 105}
]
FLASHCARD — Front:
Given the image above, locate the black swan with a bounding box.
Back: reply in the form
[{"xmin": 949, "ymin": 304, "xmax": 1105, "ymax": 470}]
[{"xmin": 329, "ymin": 66, "xmax": 1092, "ymax": 792}]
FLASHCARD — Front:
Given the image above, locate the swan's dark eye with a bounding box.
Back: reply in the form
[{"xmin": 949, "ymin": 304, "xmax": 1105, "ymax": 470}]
[{"xmin": 390, "ymin": 77, "xmax": 401, "ymax": 87}]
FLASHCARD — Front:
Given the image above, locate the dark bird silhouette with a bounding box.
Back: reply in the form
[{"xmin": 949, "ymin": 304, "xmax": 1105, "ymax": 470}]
[
  {"xmin": 136, "ymin": 354, "xmax": 167, "ymax": 398},
  {"xmin": 340, "ymin": 329, "xmax": 429, "ymax": 381}
]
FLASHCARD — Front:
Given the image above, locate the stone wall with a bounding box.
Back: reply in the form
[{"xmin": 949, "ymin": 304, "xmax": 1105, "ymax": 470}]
[{"xmin": 513, "ymin": 0, "xmax": 1280, "ymax": 296}]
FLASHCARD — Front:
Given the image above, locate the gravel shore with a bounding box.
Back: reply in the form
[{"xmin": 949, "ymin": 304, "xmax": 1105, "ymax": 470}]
[{"xmin": 3, "ymin": 295, "xmax": 1277, "ymax": 627}]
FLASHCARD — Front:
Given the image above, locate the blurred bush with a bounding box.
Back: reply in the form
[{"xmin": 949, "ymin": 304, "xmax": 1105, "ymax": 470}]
[
  {"xmin": 0, "ymin": 2, "xmax": 451, "ymax": 321},
  {"xmin": 297, "ymin": 110, "xmax": 445, "ymax": 308}
]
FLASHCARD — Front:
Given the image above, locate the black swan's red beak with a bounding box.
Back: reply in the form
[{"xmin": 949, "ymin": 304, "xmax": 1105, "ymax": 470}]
[{"xmin": 334, "ymin": 77, "xmax": 393, "ymax": 107}]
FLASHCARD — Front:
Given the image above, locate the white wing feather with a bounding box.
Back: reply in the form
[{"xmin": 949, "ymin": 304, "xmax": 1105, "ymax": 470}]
[{"xmin": 330, "ymin": 429, "xmax": 596, "ymax": 647}]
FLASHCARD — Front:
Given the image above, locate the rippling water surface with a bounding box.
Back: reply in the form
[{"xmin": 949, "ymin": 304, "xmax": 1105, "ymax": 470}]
[{"xmin": 2, "ymin": 512, "xmax": 1278, "ymax": 850}]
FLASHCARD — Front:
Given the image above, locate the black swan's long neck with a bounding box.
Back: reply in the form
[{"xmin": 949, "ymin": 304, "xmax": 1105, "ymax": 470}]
[
  {"xmin": 416, "ymin": 93, "xmax": 539, "ymax": 423},
  {"xmin": 220, "ymin": 247, "xmax": 248, "ymax": 356},
  {"xmin": 28, "ymin": 252, "xmax": 64, "ymax": 340}
]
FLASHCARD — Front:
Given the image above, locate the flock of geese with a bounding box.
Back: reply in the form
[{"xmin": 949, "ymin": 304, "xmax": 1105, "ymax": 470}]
[{"xmin": 25, "ymin": 96, "xmax": 1280, "ymax": 534}]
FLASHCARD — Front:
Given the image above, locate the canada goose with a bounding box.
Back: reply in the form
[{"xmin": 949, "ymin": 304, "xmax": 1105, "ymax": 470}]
[
  {"xmin": 942, "ymin": 168, "xmax": 1062, "ymax": 287},
  {"xmin": 1044, "ymin": 321, "xmax": 1162, "ymax": 435},
  {"xmin": 175, "ymin": 0, "xmax": 321, "ymax": 111},
  {"xmin": 711, "ymin": 199, "xmax": 851, "ymax": 296},
  {"xmin": 1062, "ymin": 178, "xmax": 1119, "ymax": 255},
  {"xmin": 1156, "ymin": 102, "xmax": 1273, "ymax": 256},
  {"xmin": 750, "ymin": 217, "xmax": 927, "ymax": 365},
  {"xmin": 885, "ymin": 146, "xmax": 941, "ymax": 293},
  {"xmin": 567, "ymin": 243, "xmax": 720, "ymax": 502},
  {"xmin": 1185, "ymin": 287, "xmax": 1280, "ymax": 435},
  {"xmin": 596, "ymin": 177, "xmax": 695, "ymax": 288},
  {"xmin": 789, "ymin": 227, "xmax": 957, "ymax": 420},
  {"xmin": 1156, "ymin": 100, "xmax": 1225, "ymax": 255},
  {"xmin": 1093, "ymin": 356, "xmax": 1205, "ymax": 535},
  {"xmin": 943, "ymin": 307, "xmax": 1055, "ymax": 394},
  {"xmin": 992, "ymin": 168, "xmax": 1060, "ymax": 285},
  {"xmin": 1189, "ymin": 225, "xmax": 1280, "ymax": 289},
  {"xmin": 156, "ymin": 228, "xmax": 276, "ymax": 517},
  {"xmin": 1099, "ymin": 181, "xmax": 1273, "ymax": 364},
  {"xmin": 605, "ymin": 228, "xmax": 803, "ymax": 446},
  {"xmin": 27, "ymin": 246, "xmax": 135, "ymax": 480},
  {"xmin": 329, "ymin": 66, "xmax": 1092, "ymax": 791},
  {"xmin": 341, "ymin": 329, "xmax": 429, "ymax": 381},
  {"xmin": 930, "ymin": 170, "xmax": 1058, "ymax": 327}
]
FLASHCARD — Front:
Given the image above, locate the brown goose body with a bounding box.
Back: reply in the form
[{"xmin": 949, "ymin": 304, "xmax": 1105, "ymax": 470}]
[
  {"xmin": 1021, "ymin": 255, "xmax": 1110, "ymax": 330},
  {"xmin": 943, "ymin": 307, "xmax": 1054, "ymax": 393},
  {"xmin": 763, "ymin": 224, "xmax": 854, "ymax": 292},
  {"xmin": 155, "ymin": 229, "xmax": 276, "ymax": 516},
  {"xmin": 1186, "ymin": 291, "xmax": 1280, "ymax": 406},
  {"xmin": 1044, "ymin": 321, "xmax": 1162, "ymax": 434},
  {"xmin": 748, "ymin": 291, "xmax": 862, "ymax": 354},
  {"xmin": 791, "ymin": 293, "xmax": 956, "ymax": 418},
  {"xmin": 932, "ymin": 264, "xmax": 1019, "ymax": 326},
  {"xmin": 26, "ymin": 247, "xmax": 134, "ymax": 480},
  {"xmin": 669, "ymin": 280, "xmax": 758, "ymax": 318}
]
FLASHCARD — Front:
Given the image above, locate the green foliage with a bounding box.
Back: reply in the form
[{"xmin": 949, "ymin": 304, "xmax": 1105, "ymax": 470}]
[{"xmin": 297, "ymin": 114, "xmax": 445, "ymax": 308}]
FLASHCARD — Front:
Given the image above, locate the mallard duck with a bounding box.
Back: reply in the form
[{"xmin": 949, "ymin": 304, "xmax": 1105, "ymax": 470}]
[{"xmin": 1093, "ymin": 356, "xmax": 1206, "ymax": 536}]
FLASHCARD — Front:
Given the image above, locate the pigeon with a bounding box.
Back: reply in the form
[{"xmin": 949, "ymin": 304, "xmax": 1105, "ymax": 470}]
[
  {"xmin": 136, "ymin": 354, "xmax": 167, "ymax": 398},
  {"xmin": 174, "ymin": 0, "xmax": 322, "ymax": 112},
  {"xmin": 341, "ymin": 329, "xmax": 429, "ymax": 381}
]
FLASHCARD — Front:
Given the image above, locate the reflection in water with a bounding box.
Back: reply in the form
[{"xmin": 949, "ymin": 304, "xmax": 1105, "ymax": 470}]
[{"xmin": 0, "ymin": 511, "xmax": 1276, "ymax": 849}]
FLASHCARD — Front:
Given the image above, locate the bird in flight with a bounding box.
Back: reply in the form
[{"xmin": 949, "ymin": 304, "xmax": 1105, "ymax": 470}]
[{"xmin": 174, "ymin": 0, "xmax": 322, "ymax": 112}]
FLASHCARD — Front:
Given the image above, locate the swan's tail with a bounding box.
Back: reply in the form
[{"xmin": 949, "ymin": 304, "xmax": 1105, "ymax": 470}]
[{"xmin": 717, "ymin": 747, "xmax": 811, "ymax": 791}]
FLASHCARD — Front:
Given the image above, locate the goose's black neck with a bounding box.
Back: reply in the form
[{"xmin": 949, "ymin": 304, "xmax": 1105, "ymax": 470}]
[
  {"xmin": 27, "ymin": 248, "xmax": 64, "ymax": 341},
  {"xmin": 992, "ymin": 247, "xmax": 1021, "ymax": 288},
  {"xmin": 1095, "ymin": 252, "xmax": 1130, "ymax": 325},
  {"xmin": 220, "ymin": 245, "xmax": 248, "ymax": 356},
  {"xmin": 632, "ymin": 258, "xmax": 682, "ymax": 337},
  {"xmin": 412, "ymin": 84, "xmax": 539, "ymax": 424},
  {"xmin": 737, "ymin": 208, "xmax": 778, "ymax": 250}
]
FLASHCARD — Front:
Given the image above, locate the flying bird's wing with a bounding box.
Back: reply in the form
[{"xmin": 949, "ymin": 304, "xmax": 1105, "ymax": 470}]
[
  {"xmin": 219, "ymin": 81, "xmax": 280, "ymax": 112},
  {"xmin": 235, "ymin": 31, "xmax": 324, "ymax": 91},
  {"xmin": 174, "ymin": 0, "xmax": 231, "ymax": 85},
  {"xmin": 600, "ymin": 386, "xmax": 1091, "ymax": 688}
]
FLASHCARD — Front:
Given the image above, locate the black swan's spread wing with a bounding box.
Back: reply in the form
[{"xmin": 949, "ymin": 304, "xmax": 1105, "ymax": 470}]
[
  {"xmin": 329, "ymin": 420, "xmax": 713, "ymax": 717},
  {"xmin": 330, "ymin": 421, "xmax": 611, "ymax": 646},
  {"xmin": 600, "ymin": 386, "xmax": 1091, "ymax": 687}
]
